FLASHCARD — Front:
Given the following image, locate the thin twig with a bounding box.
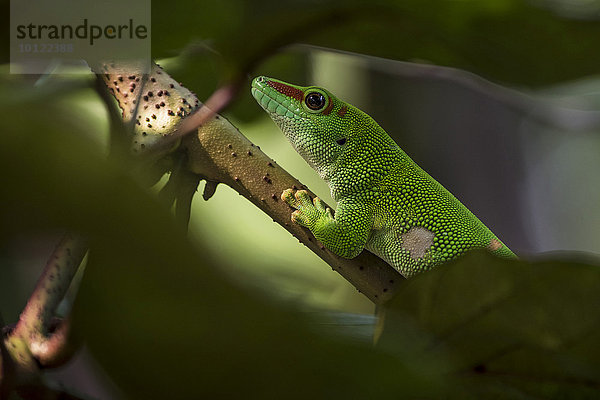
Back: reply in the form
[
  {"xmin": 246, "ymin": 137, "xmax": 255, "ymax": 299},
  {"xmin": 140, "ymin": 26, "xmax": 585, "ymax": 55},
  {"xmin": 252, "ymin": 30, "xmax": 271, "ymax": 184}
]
[{"xmin": 12, "ymin": 233, "xmax": 87, "ymax": 365}]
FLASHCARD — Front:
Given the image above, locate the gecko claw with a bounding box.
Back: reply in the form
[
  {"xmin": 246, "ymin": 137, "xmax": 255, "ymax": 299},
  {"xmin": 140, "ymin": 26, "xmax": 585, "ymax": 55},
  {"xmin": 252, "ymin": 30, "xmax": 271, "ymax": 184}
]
[{"xmin": 281, "ymin": 188, "xmax": 295, "ymax": 204}]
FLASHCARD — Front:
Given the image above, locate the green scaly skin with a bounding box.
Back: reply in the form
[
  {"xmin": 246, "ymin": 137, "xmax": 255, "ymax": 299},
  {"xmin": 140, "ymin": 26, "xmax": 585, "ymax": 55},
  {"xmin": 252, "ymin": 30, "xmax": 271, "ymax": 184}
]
[{"xmin": 251, "ymin": 76, "xmax": 516, "ymax": 277}]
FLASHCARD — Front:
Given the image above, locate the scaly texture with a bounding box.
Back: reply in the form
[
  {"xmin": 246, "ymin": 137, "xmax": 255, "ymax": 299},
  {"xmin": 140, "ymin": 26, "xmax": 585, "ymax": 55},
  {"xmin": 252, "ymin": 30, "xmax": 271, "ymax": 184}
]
[{"xmin": 251, "ymin": 76, "xmax": 516, "ymax": 277}]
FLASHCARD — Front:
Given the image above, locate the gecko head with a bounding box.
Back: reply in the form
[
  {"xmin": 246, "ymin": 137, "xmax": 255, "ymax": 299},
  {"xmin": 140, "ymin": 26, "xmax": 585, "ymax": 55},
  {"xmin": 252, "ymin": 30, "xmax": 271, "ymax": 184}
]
[{"xmin": 251, "ymin": 76, "xmax": 364, "ymax": 180}]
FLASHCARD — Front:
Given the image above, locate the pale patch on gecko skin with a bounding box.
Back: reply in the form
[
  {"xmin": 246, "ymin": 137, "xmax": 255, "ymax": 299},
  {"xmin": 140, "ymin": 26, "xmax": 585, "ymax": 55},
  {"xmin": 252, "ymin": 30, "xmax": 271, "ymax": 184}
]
[
  {"xmin": 401, "ymin": 227, "xmax": 435, "ymax": 260},
  {"xmin": 487, "ymin": 238, "xmax": 503, "ymax": 251}
]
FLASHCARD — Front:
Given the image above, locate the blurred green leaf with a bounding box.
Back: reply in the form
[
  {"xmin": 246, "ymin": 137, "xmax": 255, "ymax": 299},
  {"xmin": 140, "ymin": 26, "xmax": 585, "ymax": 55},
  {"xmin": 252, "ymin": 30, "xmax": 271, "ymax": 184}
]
[
  {"xmin": 378, "ymin": 250, "xmax": 600, "ymax": 399},
  {"xmin": 152, "ymin": 0, "xmax": 600, "ymax": 87}
]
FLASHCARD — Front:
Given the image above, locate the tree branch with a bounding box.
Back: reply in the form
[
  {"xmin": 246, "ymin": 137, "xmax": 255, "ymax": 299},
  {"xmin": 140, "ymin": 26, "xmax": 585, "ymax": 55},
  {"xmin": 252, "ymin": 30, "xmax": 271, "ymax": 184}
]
[
  {"xmin": 97, "ymin": 61, "xmax": 404, "ymax": 305},
  {"xmin": 1, "ymin": 233, "xmax": 86, "ymax": 397},
  {"xmin": 10, "ymin": 234, "xmax": 87, "ymax": 367}
]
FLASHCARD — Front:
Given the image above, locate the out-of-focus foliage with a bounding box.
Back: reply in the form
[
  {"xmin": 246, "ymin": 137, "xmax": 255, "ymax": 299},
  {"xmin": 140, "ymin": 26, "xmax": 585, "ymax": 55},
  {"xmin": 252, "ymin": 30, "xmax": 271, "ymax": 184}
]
[
  {"xmin": 378, "ymin": 250, "xmax": 600, "ymax": 399},
  {"xmin": 152, "ymin": 0, "xmax": 600, "ymax": 89}
]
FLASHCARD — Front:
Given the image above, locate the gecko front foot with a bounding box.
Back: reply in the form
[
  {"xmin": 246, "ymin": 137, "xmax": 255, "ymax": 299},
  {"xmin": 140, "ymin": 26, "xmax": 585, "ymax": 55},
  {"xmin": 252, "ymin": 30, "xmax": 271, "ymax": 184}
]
[{"xmin": 281, "ymin": 189, "xmax": 333, "ymax": 229}]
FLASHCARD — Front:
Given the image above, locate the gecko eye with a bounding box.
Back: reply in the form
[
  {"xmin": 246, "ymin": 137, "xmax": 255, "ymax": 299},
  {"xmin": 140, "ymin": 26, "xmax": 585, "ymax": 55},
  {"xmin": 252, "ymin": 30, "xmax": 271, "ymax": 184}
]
[
  {"xmin": 305, "ymin": 92, "xmax": 326, "ymax": 110},
  {"xmin": 336, "ymin": 138, "xmax": 347, "ymax": 146}
]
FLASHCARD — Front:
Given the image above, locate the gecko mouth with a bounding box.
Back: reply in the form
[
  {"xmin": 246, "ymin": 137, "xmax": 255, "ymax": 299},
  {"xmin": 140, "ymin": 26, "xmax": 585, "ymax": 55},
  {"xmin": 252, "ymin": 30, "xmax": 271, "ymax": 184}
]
[{"xmin": 251, "ymin": 85, "xmax": 306, "ymax": 120}]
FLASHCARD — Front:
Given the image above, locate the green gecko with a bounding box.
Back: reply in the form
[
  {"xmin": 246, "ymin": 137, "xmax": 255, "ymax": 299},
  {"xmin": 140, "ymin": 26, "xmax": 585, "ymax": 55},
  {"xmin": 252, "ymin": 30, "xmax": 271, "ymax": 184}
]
[{"xmin": 251, "ymin": 76, "xmax": 516, "ymax": 277}]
